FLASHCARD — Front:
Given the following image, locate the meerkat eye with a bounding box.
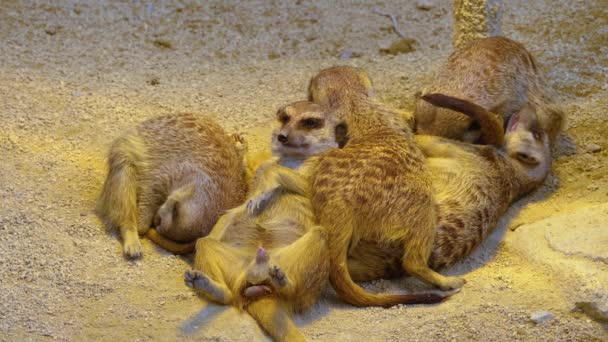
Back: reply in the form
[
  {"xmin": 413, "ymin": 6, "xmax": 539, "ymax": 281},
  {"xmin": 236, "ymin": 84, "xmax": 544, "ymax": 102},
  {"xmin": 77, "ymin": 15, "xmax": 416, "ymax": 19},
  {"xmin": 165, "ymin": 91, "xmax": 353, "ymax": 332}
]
[
  {"xmin": 301, "ymin": 118, "xmax": 322, "ymax": 129},
  {"xmin": 532, "ymin": 129, "xmax": 543, "ymax": 141}
]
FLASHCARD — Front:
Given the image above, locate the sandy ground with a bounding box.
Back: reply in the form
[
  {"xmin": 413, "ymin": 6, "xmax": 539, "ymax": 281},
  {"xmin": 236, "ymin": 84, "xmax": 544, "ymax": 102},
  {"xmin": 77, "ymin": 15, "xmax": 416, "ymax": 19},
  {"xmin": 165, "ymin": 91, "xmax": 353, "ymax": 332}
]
[{"xmin": 1, "ymin": 0, "xmax": 607, "ymax": 341}]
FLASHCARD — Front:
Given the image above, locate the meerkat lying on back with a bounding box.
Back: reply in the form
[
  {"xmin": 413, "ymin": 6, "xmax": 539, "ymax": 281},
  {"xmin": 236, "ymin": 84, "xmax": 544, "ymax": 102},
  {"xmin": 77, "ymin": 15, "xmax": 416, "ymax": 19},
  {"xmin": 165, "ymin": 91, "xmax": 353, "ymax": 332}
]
[
  {"xmin": 304, "ymin": 66, "xmax": 465, "ymax": 308},
  {"xmin": 346, "ymin": 93, "xmax": 552, "ymax": 280},
  {"xmin": 96, "ymin": 113, "xmax": 247, "ymax": 258},
  {"xmin": 414, "ymin": 36, "xmax": 565, "ymax": 150},
  {"xmin": 183, "ymin": 101, "xmax": 333, "ymax": 342}
]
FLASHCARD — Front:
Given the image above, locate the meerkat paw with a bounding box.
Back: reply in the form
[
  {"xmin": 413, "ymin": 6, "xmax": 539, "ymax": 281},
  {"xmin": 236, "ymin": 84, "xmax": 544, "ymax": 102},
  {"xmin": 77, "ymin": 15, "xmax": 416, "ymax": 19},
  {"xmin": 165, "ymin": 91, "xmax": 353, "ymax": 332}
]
[
  {"xmin": 246, "ymin": 191, "xmax": 273, "ymax": 216},
  {"xmin": 231, "ymin": 133, "xmax": 248, "ymax": 154},
  {"xmin": 123, "ymin": 238, "xmax": 143, "ymax": 259},
  {"xmin": 269, "ymin": 265, "xmax": 288, "ymax": 288},
  {"xmin": 439, "ymin": 277, "xmax": 466, "ymax": 291},
  {"xmin": 184, "ymin": 269, "xmax": 212, "ymax": 291}
]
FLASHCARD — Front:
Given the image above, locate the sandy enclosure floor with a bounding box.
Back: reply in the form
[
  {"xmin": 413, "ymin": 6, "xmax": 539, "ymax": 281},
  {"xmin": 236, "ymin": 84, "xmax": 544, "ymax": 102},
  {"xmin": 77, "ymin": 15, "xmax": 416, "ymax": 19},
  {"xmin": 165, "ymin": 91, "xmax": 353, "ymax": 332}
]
[{"xmin": 1, "ymin": 0, "xmax": 607, "ymax": 341}]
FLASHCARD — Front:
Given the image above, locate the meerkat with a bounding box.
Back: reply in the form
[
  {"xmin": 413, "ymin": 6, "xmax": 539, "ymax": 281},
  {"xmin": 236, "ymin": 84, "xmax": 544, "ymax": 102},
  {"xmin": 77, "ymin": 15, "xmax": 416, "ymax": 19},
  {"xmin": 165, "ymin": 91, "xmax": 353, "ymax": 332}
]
[
  {"xmin": 183, "ymin": 101, "xmax": 448, "ymax": 341},
  {"xmin": 346, "ymin": 93, "xmax": 552, "ymax": 281},
  {"xmin": 96, "ymin": 113, "xmax": 247, "ymax": 259},
  {"xmin": 414, "ymin": 36, "xmax": 565, "ymax": 149},
  {"xmin": 305, "ymin": 66, "xmax": 465, "ymax": 308}
]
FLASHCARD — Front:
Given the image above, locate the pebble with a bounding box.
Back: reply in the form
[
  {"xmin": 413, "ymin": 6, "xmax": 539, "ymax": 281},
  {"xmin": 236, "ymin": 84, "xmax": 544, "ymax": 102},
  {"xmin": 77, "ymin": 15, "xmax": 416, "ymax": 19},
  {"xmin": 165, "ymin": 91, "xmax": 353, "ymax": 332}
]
[
  {"xmin": 416, "ymin": 0, "xmax": 434, "ymax": 10},
  {"xmin": 586, "ymin": 143, "xmax": 602, "ymax": 153},
  {"xmin": 530, "ymin": 311, "xmax": 555, "ymax": 324}
]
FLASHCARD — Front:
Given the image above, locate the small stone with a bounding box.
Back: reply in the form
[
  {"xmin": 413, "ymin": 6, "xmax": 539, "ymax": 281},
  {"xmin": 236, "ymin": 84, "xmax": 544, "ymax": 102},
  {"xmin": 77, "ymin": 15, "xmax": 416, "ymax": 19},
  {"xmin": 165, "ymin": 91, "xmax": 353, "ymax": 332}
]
[
  {"xmin": 147, "ymin": 77, "xmax": 160, "ymax": 86},
  {"xmin": 587, "ymin": 183, "xmax": 599, "ymax": 191},
  {"xmin": 339, "ymin": 50, "xmax": 362, "ymax": 59},
  {"xmin": 416, "ymin": 0, "xmax": 434, "ymax": 10},
  {"xmin": 530, "ymin": 310, "xmax": 554, "ymax": 324},
  {"xmin": 379, "ymin": 38, "xmax": 417, "ymax": 55},
  {"xmin": 586, "ymin": 143, "xmax": 602, "ymax": 153}
]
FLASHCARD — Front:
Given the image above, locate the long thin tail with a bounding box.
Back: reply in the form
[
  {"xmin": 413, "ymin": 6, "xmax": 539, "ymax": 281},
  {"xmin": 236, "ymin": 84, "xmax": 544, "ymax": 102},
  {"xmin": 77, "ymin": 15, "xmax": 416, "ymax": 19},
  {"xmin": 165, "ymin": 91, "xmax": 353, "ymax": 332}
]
[
  {"xmin": 421, "ymin": 93, "xmax": 505, "ymax": 147},
  {"xmin": 245, "ymin": 297, "xmax": 305, "ymax": 342},
  {"xmin": 145, "ymin": 228, "xmax": 195, "ymax": 255},
  {"xmin": 330, "ymin": 260, "xmax": 455, "ymax": 308}
]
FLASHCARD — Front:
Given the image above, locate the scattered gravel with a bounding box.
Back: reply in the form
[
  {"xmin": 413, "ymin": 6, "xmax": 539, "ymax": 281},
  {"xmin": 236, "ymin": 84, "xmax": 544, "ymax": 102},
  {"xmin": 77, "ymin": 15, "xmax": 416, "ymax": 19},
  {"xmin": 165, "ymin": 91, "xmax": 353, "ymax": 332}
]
[{"xmin": 1, "ymin": 0, "xmax": 606, "ymax": 341}]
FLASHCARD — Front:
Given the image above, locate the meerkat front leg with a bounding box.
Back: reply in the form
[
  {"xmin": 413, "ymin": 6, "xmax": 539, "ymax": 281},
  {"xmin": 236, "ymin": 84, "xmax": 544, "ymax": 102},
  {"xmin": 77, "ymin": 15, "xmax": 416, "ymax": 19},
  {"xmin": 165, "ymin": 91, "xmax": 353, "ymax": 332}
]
[{"xmin": 247, "ymin": 164, "xmax": 309, "ymax": 216}]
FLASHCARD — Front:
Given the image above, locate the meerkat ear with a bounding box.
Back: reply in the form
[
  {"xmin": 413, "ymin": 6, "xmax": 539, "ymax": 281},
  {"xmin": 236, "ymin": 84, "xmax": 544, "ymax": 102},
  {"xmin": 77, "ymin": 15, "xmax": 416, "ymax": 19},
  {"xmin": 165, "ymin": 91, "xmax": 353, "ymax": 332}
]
[{"xmin": 335, "ymin": 122, "xmax": 349, "ymax": 148}]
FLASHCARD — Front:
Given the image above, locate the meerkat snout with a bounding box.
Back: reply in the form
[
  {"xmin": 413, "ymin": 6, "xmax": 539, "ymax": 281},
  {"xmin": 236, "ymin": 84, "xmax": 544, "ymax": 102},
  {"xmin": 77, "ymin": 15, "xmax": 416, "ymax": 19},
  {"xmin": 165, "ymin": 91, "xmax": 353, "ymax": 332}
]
[{"xmin": 277, "ymin": 133, "xmax": 289, "ymax": 144}]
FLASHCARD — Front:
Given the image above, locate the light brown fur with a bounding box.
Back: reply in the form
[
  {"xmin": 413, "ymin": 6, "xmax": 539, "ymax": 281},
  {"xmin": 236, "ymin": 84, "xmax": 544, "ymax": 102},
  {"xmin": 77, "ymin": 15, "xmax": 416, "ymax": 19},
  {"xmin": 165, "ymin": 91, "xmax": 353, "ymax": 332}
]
[
  {"xmin": 414, "ymin": 36, "xmax": 565, "ymax": 149},
  {"xmin": 307, "ymin": 66, "xmax": 465, "ymax": 308},
  {"xmin": 347, "ymin": 94, "xmax": 552, "ymax": 281},
  {"xmin": 184, "ymin": 101, "xmax": 339, "ymax": 341},
  {"xmin": 96, "ymin": 113, "xmax": 247, "ymax": 258}
]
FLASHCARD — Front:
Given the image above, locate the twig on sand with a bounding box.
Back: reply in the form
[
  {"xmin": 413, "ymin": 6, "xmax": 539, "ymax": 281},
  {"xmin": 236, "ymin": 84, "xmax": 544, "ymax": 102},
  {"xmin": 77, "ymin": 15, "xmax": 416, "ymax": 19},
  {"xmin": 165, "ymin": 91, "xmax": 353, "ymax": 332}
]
[{"xmin": 373, "ymin": 9, "xmax": 406, "ymax": 38}]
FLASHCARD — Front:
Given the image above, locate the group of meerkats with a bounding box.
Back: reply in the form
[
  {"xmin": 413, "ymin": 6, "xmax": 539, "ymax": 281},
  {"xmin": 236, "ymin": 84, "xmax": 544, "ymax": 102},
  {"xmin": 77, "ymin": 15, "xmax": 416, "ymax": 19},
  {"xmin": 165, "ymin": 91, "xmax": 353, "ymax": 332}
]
[{"xmin": 97, "ymin": 36, "xmax": 565, "ymax": 341}]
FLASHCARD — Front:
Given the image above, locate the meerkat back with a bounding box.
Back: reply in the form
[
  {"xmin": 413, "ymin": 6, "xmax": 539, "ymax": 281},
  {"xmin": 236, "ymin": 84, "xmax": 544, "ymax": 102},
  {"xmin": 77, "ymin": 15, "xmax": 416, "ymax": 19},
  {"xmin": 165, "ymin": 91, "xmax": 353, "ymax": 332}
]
[
  {"xmin": 414, "ymin": 36, "xmax": 564, "ymax": 145},
  {"xmin": 140, "ymin": 113, "xmax": 247, "ymax": 241}
]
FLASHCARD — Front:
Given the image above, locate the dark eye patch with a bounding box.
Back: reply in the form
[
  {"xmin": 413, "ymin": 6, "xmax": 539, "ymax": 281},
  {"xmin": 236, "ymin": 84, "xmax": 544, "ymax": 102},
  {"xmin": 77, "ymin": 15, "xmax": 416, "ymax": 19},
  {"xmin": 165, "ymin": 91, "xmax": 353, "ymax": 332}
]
[
  {"xmin": 532, "ymin": 129, "xmax": 543, "ymax": 141},
  {"xmin": 300, "ymin": 118, "xmax": 323, "ymax": 129}
]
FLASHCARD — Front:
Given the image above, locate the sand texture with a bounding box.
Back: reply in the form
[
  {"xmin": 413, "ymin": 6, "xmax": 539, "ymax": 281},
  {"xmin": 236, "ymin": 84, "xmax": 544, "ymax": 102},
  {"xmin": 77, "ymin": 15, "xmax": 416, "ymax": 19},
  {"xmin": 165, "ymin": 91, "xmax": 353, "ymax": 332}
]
[{"xmin": 1, "ymin": 0, "xmax": 607, "ymax": 341}]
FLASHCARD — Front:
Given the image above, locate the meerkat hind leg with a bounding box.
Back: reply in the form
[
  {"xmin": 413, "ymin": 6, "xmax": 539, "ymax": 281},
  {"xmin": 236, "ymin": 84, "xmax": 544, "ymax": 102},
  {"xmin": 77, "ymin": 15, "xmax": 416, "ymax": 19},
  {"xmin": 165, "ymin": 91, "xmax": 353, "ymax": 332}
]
[
  {"xmin": 184, "ymin": 269, "xmax": 233, "ymax": 305},
  {"xmin": 400, "ymin": 236, "xmax": 465, "ymax": 290},
  {"xmin": 190, "ymin": 238, "xmax": 245, "ymax": 305}
]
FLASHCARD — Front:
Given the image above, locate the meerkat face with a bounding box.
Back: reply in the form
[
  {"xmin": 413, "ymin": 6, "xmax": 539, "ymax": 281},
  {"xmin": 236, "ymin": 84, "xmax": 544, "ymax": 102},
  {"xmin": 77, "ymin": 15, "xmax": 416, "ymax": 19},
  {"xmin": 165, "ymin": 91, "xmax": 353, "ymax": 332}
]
[
  {"xmin": 271, "ymin": 101, "xmax": 343, "ymax": 159},
  {"xmin": 504, "ymin": 104, "xmax": 551, "ymax": 179}
]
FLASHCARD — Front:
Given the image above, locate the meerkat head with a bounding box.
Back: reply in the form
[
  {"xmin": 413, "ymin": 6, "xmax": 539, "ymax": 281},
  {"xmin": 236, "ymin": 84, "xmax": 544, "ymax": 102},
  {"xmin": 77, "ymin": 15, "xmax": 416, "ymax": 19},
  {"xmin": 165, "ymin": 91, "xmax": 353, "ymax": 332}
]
[
  {"xmin": 271, "ymin": 101, "xmax": 347, "ymax": 160},
  {"xmin": 153, "ymin": 177, "xmax": 215, "ymax": 241},
  {"xmin": 504, "ymin": 104, "xmax": 551, "ymax": 181},
  {"xmin": 308, "ymin": 65, "xmax": 374, "ymax": 109}
]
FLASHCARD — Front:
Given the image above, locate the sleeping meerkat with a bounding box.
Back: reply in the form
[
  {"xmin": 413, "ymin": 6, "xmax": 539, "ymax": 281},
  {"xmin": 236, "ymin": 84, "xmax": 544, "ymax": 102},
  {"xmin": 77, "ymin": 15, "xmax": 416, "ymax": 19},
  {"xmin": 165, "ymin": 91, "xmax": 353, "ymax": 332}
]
[
  {"xmin": 306, "ymin": 66, "xmax": 465, "ymax": 308},
  {"xmin": 184, "ymin": 101, "xmax": 449, "ymax": 341},
  {"xmin": 414, "ymin": 36, "xmax": 565, "ymax": 150},
  {"xmin": 96, "ymin": 113, "xmax": 247, "ymax": 259},
  {"xmin": 346, "ymin": 93, "xmax": 552, "ymax": 281}
]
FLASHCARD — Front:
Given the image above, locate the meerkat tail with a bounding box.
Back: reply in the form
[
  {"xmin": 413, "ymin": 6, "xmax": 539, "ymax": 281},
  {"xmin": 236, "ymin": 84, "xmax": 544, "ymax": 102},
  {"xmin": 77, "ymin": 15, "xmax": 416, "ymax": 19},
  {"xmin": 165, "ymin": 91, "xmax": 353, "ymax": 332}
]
[
  {"xmin": 245, "ymin": 297, "xmax": 305, "ymax": 342},
  {"xmin": 145, "ymin": 228, "xmax": 195, "ymax": 255},
  {"xmin": 330, "ymin": 260, "xmax": 453, "ymax": 308},
  {"xmin": 421, "ymin": 93, "xmax": 505, "ymax": 147}
]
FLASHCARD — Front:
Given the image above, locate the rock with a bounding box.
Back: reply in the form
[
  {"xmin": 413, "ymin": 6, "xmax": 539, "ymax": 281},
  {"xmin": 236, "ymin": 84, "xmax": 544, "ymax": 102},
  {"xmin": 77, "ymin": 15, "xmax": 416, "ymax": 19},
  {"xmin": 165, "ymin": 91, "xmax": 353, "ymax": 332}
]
[
  {"xmin": 530, "ymin": 310, "xmax": 554, "ymax": 324},
  {"xmin": 379, "ymin": 38, "xmax": 417, "ymax": 55},
  {"xmin": 574, "ymin": 302, "xmax": 608, "ymax": 323},
  {"xmin": 587, "ymin": 183, "xmax": 599, "ymax": 191},
  {"xmin": 416, "ymin": 0, "xmax": 434, "ymax": 10},
  {"xmin": 586, "ymin": 143, "xmax": 602, "ymax": 153},
  {"xmin": 339, "ymin": 51, "xmax": 362, "ymax": 59},
  {"xmin": 506, "ymin": 204, "xmax": 608, "ymax": 320}
]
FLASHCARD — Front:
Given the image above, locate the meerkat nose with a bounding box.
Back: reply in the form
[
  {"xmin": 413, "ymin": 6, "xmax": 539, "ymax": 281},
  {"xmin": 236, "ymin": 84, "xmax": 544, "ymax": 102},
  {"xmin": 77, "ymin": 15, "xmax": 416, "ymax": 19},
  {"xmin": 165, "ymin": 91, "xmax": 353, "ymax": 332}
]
[
  {"xmin": 256, "ymin": 247, "xmax": 269, "ymax": 264},
  {"xmin": 277, "ymin": 134, "xmax": 288, "ymax": 143}
]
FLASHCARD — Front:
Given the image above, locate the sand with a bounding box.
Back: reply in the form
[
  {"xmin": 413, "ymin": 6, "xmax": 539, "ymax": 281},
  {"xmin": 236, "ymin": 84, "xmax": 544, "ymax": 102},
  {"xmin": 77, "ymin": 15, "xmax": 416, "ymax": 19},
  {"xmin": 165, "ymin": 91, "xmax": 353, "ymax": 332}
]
[{"xmin": 0, "ymin": 0, "xmax": 606, "ymax": 341}]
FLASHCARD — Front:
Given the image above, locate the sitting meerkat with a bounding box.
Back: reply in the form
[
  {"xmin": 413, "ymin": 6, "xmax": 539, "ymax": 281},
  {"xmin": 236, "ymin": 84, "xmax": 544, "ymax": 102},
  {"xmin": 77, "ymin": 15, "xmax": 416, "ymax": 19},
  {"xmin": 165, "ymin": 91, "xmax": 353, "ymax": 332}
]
[
  {"xmin": 346, "ymin": 93, "xmax": 552, "ymax": 281},
  {"xmin": 96, "ymin": 113, "xmax": 247, "ymax": 259},
  {"xmin": 183, "ymin": 101, "xmax": 449, "ymax": 341},
  {"xmin": 306, "ymin": 66, "xmax": 465, "ymax": 308},
  {"xmin": 414, "ymin": 36, "xmax": 565, "ymax": 150}
]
